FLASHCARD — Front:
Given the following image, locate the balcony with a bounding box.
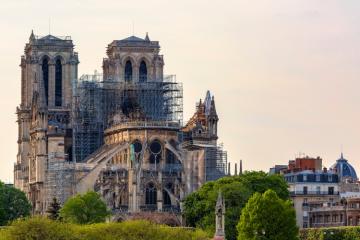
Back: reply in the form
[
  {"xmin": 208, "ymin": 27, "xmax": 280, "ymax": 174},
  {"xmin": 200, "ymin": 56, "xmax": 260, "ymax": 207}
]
[
  {"xmin": 311, "ymin": 222, "xmax": 345, "ymax": 227},
  {"xmin": 290, "ymin": 191, "xmax": 339, "ymax": 196},
  {"xmin": 310, "ymin": 205, "xmax": 345, "ymax": 212}
]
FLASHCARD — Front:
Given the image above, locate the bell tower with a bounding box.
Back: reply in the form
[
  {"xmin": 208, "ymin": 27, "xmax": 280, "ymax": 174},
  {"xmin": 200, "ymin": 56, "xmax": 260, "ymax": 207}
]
[
  {"xmin": 15, "ymin": 31, "xmax": 79, "ymax": 214},
  {"xmin": 103, "ymin": 33, "xmax": 164, "ymax": 82}
]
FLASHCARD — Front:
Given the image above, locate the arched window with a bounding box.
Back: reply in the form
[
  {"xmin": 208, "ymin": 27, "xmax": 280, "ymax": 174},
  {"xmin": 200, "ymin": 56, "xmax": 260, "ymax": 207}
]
[
  {"xmin": 42, "ymin": 58, "xmax": 49, "ymax": 105},
  {"xmin": 149, "ymin": 140, "xmax": 162, "ymax": 164},
  {"xmin": 145, "ymin": 182, "xmax": 157, "ymax": 205},
  {"xmin": 166, "ymin": 150, "xmax": 176, "ymax": 164},
  {"xmin": 55, "ymin": 59, "xmax": 62, "ymax": 106},
  {"xmin": 139, "ymin": 60, "xmax": 147, "ymax": 82},
  {"xmin": 163, "ymin": 190, "xmax": 171, "ymax": 206},
  {"xmin": 163, "ymin": 183, "xmax": 173, "ymax": 206},
  {"xmin": 124, "ymin": 60, "xmax": 132, "ymax": 82}
]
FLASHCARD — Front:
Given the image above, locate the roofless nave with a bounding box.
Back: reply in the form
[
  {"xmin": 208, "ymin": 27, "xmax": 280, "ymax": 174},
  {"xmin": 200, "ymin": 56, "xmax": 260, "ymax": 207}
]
[{"xmin": 14, "ymin": 31, "xmax": 227, "ymax": 222}]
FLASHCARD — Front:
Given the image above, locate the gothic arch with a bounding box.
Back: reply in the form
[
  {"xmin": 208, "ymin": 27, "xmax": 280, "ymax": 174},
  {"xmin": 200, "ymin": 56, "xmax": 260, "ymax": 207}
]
[
  {"xmin": 41, "ymin": 56, "xmax": 50, "ymax": 105},
  {"xmin": 54, "ymin": 56, "xmax": 63, "ymax": 106},
  {"xmin": 38, "ymin": 54, "xmax": 51, "ymax": 63},
  {"xmin": 136, "ymin": 56, "xmax": 153, "ymax": 81},
  {"xmin": 121, "ymin": 55, "xmax": 136, "ymax": 67},
  {"xmin": 145, "ymin": 182, "xmax": 157, "ymax": 205},
  {"xmin": 148, "ymin": 139, "xmax": 162, "ymax": 164},
  {"xmin": 53, "ymin": 53, "xmax": 67, "ymax": 64},
  {"xmin": 139, "ymin": 61, "xmax": 147, "ymax": 82},
  {"xmin": 124, "ymin": 60, "xmax": 133, "ymax": 82}
]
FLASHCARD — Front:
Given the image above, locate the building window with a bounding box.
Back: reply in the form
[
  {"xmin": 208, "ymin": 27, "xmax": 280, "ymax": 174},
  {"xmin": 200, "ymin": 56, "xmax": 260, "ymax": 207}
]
[
  {"xmin": 328, "ymin": 175, "xmax": 333, "ymax": 182},
  {"xmin": 303, "ymin": 186, "xmax": 308, "ymax": 195},
  {"xmin": 42, "ymin": 58, "xmax": 49, "ymax": 105},
  {"xmin": 163, "ymin": 183, "xmax": 173, "ymax": 206},
  {"xmin": 125, "ymin": 60, "xmax": 132, "ymax": 82},
  {"xmin": 55, "ymin": 59, "xmax": 62, "ymax": 106},
  {"xmin": 145, "ymin": 182, "xmax": 157, "ymax": 205},
  {"xmin": 316, "ymin": 174, "xmax": 320, "ymax": 182},
  {"xmin": 303, "ymin": 174, "xmax": 307, "ymax": 182},
  {"xmin": 316, "ymin": 186, "xmax": 321, "ymax": 194},
  {"xmin": 328, "ymin": 187, "xmax": 334, "ymax": 195},
  {"xmin": 139, "ymin": 60, "xmax": 147, "ymax": 82},
  {"xmin": 149, "ymin": 140, "xmax": 162, "ymax": 164}
]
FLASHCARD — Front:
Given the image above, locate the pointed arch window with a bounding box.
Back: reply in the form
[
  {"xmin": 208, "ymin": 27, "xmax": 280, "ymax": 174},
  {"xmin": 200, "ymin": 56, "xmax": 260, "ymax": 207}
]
[
  {"xmin": 163, "ymin": 183, "xmax": 173, "ymax": 206},
  {"xmin": 145, "ymin": 182, "xmax": 157, "ymax": 205},
  {"xmin": 139, "ymin": 60, "xmax": 147, "ymax": 82},
  {"xmin": 124, "ymin": 60, "xmax": 132, "ymax": 82},
  {"xmin": 55, "ymin": 59, "xmax": 62, "ymax": 106},
  {"xmin": 42, "ymin": 58, "xmax": 49, "ymax": 105}
]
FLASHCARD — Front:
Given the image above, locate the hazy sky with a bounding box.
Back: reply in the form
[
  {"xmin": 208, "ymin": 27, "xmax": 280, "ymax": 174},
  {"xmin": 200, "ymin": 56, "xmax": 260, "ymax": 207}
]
[{"xmin": 1, "ymin": 0, "xmax": 360, "ymax": 182}]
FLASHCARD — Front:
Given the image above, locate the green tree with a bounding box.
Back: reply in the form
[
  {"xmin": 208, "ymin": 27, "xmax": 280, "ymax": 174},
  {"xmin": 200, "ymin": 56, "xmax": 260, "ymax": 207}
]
[
  {"xmin": 0, "ymin": 181, "xmax": 31, "ymax": 225},
  {"xmin": 60, "ymin": 191, "xmax": 110, "ymax": 224},
  {"xmin": 46, "ymin": 197, "xmax": 61, "ymax": 220},
  {"xmin": 183, "ymin": 171, "xmax": 289, "ymax": 240},
  {"xmin": 237, "ymin": 189, "xmax": 298, "ymax": 240}
]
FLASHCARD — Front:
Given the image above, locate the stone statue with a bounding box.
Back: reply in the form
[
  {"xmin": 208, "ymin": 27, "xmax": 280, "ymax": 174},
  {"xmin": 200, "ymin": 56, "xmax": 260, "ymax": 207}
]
[{"xmin": 214, "ymin": 191, "xmax": 225, "ymax": 240}]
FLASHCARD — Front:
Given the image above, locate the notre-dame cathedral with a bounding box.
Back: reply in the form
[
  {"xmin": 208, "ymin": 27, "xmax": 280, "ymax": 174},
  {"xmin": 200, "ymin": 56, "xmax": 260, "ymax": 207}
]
[{"xmin": 14, "ymin": 31, "xmax": 227, "ymax": 223}]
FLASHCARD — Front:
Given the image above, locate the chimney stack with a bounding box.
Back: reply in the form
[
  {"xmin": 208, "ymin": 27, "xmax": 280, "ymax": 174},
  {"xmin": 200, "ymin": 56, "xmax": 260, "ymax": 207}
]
[
  {"xmin": 235, "ymin": 163, "xmax": 238, "ymax": 176},
  {"xmin": 240, "ymin": 160, "xmax": 243, "ymax": 175}
]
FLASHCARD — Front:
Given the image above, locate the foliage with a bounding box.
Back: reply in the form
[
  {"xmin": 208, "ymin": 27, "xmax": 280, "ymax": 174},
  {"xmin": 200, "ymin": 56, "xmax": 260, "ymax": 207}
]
[
  {"xmin": 0, "ymin": 181, "xmax": 31, "ymax": 226},
  {"xmin": 59, "ymin": 191, "xmax": 110, "ymax": 224},
  {"xmin": 237, "ymin": 189, "xmax": 298, "ymax": 240},
  {"xmin": 183, "ymin": 171, "xmax": 290, "ymax": 240},
  {"xmin": 300, "ymin": 226, "xmax": 360, "ymax": 240},
  {"xmin": 0, "ymin": 217, "xmax": 210, "ymax": 240},
  {"xmin": 46, "ymin": 197, "xmax": 61, "ymax": 220}
]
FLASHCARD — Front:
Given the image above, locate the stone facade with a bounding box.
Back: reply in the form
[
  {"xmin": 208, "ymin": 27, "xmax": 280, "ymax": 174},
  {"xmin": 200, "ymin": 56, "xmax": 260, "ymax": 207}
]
[
  {"xmin": 14, "ymin": 31, "xmax": 227, "ymax": 219},
  {"xmin": 14, "ymin": 32, "xmax": 78, "ymax": 214},
  {"xmin": 309, "ymin": 192, "xmax": 360, "ymax": 227}
]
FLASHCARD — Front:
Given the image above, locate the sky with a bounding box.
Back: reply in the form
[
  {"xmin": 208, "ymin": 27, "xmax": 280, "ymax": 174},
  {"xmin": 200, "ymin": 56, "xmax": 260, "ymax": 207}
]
[{"xmin": 1, "ymin": 0, "xmax": 360, "ymax": 182}]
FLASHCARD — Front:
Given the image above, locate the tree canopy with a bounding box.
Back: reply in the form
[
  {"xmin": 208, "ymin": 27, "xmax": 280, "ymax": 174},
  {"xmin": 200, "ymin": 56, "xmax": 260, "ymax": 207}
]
[
  {"xmin": 237, "ymin": 189, "xmax": 298, "ymax": 240},
  {"xmin": 0, "ymin": 181, "xmax": 31, "ymax": 226},
  {"xmin": 59, "ymin": 191, "xmax": 110, "ymax": 224},
  {"xmin": 183, "ymin": 171, "xmax": 290, "ymax": 240}
]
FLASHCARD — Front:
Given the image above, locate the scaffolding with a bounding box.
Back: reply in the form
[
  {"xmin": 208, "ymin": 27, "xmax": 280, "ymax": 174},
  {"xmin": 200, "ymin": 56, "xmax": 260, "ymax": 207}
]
[
  {"xmin": 73, "ymin": 73, "xmax": 183, "ymax": 162},
  {"xmin": 204, "ymin": 143, "xmax": 228, "ymax": 181},
  {"xmin": 73, "ymin": 75, "xmax": 104, "ymax": 162},
  {"xmin": 44, "ymin": 153, "xmax": 76, "ymax": 207}
]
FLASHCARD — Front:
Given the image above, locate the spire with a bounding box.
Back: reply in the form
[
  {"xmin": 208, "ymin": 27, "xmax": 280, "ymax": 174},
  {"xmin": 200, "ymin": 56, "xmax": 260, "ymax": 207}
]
[
  {"xmin": 210, "ymin": 95, "xmax": 218, "ymax": 117},
  {"xmin": 204, "ymin": 91, "xmax": 212, "ymax": 116},
  {"xmin": 29, "ymin": 30, "xmax": 35, "ymax": 41},
  {"xmin": 145, "ymin": 32, "xmax": 150, "ymax": 41}
]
